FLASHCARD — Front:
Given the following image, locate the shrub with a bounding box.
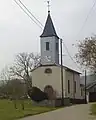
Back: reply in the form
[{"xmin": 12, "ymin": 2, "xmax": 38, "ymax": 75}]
[{"xmin": 28, "ymin": 87, "xmax": 48, "ymax": 102}]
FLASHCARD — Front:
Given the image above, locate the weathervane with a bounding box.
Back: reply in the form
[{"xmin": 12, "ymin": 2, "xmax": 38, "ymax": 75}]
[{"xmin": 47, "ymin": 0, "xmax": 50, "ymax": 14}]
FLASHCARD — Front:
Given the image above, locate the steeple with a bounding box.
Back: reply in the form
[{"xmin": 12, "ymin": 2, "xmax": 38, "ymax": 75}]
[
  {"xmin": 40, "ymin": 9, "xmax": 59, "ymax": 38},
  {"xmin": 40, "ymin": 1, "xmax": 59, "ymax": 65}
]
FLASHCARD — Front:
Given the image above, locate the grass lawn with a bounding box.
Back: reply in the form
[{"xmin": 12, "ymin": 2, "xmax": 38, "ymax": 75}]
[
  {"xmin": 90, "ymin": 103, "xmax": 96, "ymax": 115},
  {"xmin": 0, "ymin": 99, "xmax": 56, "ymax": 120}
]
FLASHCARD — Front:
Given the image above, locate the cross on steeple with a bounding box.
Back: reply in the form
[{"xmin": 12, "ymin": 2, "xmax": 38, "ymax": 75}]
[{"xmin": 47, "ymin": 0, "xmax": 50, "ymax": 14}]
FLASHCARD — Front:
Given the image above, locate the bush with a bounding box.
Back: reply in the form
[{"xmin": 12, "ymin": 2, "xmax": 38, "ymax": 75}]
[{"xmin": 28, "ymin": 87, "xmax": 48, "ymax": 102}]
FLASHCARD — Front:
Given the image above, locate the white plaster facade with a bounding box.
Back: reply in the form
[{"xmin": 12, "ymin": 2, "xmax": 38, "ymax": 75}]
[
  {"xmin": 65, "ymin": 70, "xmax": 81, "ymax": 99},
  {"xmin": 40, "ymin": 36, "xmax": 59, "ymax": 65},
  {"xmin": 31, "ymin": 65, "xmax": 82, "ymax": 99}
]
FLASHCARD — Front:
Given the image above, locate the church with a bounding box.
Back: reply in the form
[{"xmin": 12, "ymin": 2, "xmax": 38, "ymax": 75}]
[{"xmin": 30, "ymin": 9, "xmax": 84, "ymax": 105}]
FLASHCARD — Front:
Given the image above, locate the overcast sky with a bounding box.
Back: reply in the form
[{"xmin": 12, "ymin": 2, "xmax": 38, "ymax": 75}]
[{"xmin": 0, "ymin": 0, "xmax": 96, "ymax": 73}]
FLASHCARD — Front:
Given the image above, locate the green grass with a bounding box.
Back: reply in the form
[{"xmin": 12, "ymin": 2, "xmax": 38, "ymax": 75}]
[
  {"xmin": 0, "ymin": 99, "xmax": 56, "ymax": 120},
  {"xmin": 90, "ymin": 103, "xmax": 96, "ymax": 115}
]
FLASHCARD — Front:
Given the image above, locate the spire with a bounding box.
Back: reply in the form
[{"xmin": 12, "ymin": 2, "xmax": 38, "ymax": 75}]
[
  {"xmin": 47, "ymin": 1, "xmax": 50, "ymax": 14},
  {"xmin": 40, "ymin": 1, "xmax": 59, "ymax": 38}
]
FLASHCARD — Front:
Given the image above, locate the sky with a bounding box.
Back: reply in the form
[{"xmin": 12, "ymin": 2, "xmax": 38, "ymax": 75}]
[{"xmin": 0, "ymin": 0, "xmax": 96, "ymax": 73}]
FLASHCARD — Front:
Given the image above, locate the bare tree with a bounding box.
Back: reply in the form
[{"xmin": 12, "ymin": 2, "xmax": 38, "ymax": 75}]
[
  {"xmin": 9, "ymin": 52, "xmax": 41, "ymax": 91},
  {"xmin": 75, "ymin": 35, "xmax": 96, "ymax": 72},
  {"xmin": 0, "ymin": 52, "xmax": 41, "ymax": 109},
  {"xmin": 0, "ymin": 66, "xmax": 27, "ymax": 109},
  {"xmin": 0, "ymin": 65, "xmax": 11, "ymax": 81},
  {"xmin": 0, "ymin": 66, "xmax": 12, "ymax": 98},
  {"xmin": 0, "ymin": 78, "xmax": 26, "ymax": 109},
  {"xmin": 7, "ymin": 79, "xmax": 26, "ymax": 109}
]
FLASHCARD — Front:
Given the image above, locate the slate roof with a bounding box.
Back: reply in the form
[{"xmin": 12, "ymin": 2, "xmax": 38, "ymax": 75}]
[
  {"xmin": 86, "ymin": 80, "xmax": 96, "ymax": 90},
  {"xmin": 40, "ymin": 13, "xmax": 59, "ymax": 38},
  {"xmin": 80, "ymin": 74, "xmax": 96, "ymax": 85}
]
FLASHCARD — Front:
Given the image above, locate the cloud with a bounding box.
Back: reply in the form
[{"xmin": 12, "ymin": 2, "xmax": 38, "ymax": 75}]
[{"xmin": 0, "ymin": 0, "xmax": 96, "ymax": 71}]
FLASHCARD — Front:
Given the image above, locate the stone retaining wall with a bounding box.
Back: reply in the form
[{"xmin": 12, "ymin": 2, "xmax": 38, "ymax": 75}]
[{"xmin": 32, "ymin": 98, "xmax": 70, "ymax": 107}]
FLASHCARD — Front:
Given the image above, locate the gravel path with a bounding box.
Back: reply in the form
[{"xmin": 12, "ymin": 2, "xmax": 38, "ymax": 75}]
[{"xmin": 19, "ymin": 104, "xmax": 96, "ymax": 120}]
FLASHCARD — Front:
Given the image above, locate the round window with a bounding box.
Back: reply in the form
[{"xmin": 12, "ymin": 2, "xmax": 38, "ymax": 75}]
[{"xmin": 44, "ymin": 68, "xmax": 52, "ymax": 74}]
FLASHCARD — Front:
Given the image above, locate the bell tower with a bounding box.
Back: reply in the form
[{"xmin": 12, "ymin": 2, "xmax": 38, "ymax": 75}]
[{"xmin": 40, "ymin": 2, "xmax": 59, "ymax": 65}]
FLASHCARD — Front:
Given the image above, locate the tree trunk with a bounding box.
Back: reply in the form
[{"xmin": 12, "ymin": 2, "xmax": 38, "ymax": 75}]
[
  {"xmin": 21, "ymin": 100, "xmax": 24, "ymax": 110},
  {"xmin": 13, "ymin": 100, "xmax": 17, "ymax": 109}
]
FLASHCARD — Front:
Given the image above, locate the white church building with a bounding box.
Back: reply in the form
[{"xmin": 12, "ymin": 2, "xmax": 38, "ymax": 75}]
[{"xmin": 31, "ymin": 10, "xmax": 83, "ymax": 102}]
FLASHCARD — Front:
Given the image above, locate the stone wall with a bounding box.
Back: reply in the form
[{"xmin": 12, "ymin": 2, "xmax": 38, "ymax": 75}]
[
  {"xmin": 32, "ymin": 98, "xmax": 70, "ymax": 107},
  {"xmin": 32, "ymin": 100, "xmax": 55, "ymax": 107}
]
